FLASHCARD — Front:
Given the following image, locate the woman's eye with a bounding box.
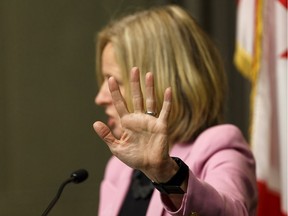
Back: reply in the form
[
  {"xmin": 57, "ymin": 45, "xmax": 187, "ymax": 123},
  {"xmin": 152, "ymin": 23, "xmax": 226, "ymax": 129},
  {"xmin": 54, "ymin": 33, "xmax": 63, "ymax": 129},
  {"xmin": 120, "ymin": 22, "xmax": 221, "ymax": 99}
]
[
  {"xmin": 103, "ymin": 76, "xmax": 123, "ymax": 88},
  {"xmin": 104, "ymin": 75, "xmax": 111, "ymax": 81},
  {"xmin": 116, "ymin": 80, "xmax": 123, "ymax": 86}
]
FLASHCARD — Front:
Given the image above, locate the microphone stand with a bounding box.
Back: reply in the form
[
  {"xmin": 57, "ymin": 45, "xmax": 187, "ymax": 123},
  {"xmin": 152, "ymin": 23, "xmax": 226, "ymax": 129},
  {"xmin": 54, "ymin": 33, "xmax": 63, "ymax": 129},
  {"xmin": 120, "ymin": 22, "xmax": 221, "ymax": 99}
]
[{"xmin": 41, "ymin": 177, "xmax": 74, "ymax": 216}]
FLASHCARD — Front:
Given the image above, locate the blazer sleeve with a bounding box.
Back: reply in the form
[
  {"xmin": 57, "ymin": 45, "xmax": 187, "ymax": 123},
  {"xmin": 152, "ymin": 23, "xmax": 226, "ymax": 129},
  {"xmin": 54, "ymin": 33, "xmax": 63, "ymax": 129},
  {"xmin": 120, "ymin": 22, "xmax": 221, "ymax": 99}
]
[{"xmin": 161, "ymin": 125, "xmax": 258, "ymax": 216}]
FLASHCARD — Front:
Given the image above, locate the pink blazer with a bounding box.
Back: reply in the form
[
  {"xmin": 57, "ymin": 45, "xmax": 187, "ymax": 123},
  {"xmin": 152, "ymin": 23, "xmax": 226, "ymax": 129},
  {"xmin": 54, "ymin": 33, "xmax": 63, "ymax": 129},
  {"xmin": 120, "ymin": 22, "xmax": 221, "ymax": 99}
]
[{"xmin": 98, "ymin": 125, "xmax": 258, "ymax": 216}]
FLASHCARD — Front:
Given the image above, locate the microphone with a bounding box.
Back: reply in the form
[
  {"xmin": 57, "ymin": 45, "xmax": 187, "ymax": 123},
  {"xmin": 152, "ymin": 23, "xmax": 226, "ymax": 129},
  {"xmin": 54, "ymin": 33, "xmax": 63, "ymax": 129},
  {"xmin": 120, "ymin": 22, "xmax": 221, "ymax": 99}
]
[{"xmin": 41, "ymin": 169, "xmax": 89, "ymax": 216}]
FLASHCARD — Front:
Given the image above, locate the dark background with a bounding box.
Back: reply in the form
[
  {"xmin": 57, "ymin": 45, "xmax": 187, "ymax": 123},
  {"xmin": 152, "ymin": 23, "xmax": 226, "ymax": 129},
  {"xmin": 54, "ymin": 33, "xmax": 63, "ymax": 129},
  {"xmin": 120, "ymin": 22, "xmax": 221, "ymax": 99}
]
[{"xmin": 0, "ymin": 0, "xmax": 250, "ymax": 215}]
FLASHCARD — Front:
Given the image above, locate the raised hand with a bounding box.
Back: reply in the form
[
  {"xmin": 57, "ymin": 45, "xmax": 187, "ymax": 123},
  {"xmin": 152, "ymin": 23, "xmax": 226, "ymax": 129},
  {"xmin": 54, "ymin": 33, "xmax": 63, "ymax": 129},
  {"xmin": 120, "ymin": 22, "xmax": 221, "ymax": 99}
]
[{"xmin": 93, "ymin": 67, "xmax": 175, "ymax": 182}]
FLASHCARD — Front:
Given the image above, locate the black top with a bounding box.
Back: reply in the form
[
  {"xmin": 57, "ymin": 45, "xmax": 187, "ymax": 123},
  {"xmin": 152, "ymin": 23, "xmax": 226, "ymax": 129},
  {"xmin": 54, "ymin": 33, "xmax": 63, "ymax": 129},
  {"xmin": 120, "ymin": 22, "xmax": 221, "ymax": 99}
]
[{"xmin": 118, "ymin": 170, "xmax": 154, "ymax": 216}]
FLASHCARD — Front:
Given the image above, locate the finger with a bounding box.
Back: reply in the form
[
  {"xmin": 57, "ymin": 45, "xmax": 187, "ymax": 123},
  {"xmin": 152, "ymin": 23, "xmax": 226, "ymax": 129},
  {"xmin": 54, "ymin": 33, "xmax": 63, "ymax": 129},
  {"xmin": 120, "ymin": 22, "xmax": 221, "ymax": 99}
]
[
  {"xmin": 108, "ymin": 76, "xmax": 129, "ymax": 117},
  {"xmin": 158, "ymin": 87, "xmax": 172, "ymax": 122},
  {"xmin": 93, "ymin": 121, "xmax": 118, "ymax": 148},
  {"xmin": 145, "ymin": 72, "xmax": 157, "ymax": 114},
  {"xmin": 130, "ymin": 67, "xmax": 144, "ymax": 113}
]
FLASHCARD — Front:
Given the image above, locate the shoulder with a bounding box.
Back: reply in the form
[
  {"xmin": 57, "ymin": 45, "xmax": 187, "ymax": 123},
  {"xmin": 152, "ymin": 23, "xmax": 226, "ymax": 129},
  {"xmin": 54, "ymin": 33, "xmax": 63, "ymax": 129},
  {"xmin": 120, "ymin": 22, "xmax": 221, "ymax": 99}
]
[
  {"xmin": 197, "ymin": 124, "xmax": 246, "ymax": 144},
  {"xmin": 193, "ymin": 124, "xmax": 250, "ymax": 153},
  {"xmin": 190, "ymin": 124, "xmax": 255, "ymax": 174},
  {"xmin": 180, "ymin": 124, "xmax": 255, "ymax": 175},
  {"xmin": 173, "ymin": 124, "xmax": 251, "ymax": 161}
]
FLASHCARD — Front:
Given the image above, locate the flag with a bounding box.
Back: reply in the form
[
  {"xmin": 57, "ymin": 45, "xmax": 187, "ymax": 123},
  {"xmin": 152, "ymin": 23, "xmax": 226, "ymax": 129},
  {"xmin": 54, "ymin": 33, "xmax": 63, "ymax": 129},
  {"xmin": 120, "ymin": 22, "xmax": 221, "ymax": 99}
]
[{"xmin": 234, "ymin": 0, "xmax": 287, "ymax": 215}]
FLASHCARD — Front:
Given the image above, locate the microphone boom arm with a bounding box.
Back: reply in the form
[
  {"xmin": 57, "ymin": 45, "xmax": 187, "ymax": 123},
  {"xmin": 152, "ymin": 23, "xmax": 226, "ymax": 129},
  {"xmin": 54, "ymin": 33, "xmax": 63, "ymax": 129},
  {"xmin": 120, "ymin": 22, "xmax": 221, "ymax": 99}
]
[
  {"xmin": 41, "ymin": 177, "xmax": 74, "ymax": 216},
  {"xmin": 41, "ymin": 169, "xmax": 88, "ymax": 216}
]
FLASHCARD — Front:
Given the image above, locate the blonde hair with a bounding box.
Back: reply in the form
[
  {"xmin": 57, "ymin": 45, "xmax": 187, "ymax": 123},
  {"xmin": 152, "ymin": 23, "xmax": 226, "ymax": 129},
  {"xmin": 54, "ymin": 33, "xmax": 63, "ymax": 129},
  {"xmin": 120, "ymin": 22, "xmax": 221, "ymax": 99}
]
[{"xmin": 96, "ymin": 5, "xmax": 227, "ymax": 144}]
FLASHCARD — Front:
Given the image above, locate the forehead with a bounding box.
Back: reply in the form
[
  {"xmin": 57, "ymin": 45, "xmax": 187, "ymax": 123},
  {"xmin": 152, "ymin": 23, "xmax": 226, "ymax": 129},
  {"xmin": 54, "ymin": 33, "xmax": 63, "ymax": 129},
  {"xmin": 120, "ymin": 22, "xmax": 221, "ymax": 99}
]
[{"xmin": 101, "ymin": 43, "xmax": 122, "ymax": 80}]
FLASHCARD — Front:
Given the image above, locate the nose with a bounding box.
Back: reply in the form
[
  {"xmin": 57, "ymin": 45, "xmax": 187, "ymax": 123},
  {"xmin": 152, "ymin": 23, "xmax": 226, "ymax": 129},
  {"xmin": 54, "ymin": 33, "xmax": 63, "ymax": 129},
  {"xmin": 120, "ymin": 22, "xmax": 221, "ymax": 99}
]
[{"xmin": 95, "ymin": 81, "xmax": 111, "ymax": 106}]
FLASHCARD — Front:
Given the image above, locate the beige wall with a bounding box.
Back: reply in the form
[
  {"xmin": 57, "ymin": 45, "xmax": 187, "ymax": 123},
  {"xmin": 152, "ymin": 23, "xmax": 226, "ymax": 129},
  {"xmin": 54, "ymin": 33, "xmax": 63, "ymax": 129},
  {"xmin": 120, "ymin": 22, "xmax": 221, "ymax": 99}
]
[
  {"xmin": 0, "ymin": 1, "xmax": 249, "ymax": 215},
  {"xmin": 0, "ymin": 1, "xmax": 167, "ymax": 215}
]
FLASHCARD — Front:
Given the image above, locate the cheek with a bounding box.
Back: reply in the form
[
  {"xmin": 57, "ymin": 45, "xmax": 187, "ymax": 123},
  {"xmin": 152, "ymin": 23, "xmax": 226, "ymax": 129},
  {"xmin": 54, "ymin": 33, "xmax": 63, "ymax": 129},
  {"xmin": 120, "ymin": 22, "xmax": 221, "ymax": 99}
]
[
  {"xmin": 117, "ymin": 85, "xmax": 130, "ymax": 109},
  {"xmin": 119, "ymin": 86, "xmax": 132, "ymax": 110}
]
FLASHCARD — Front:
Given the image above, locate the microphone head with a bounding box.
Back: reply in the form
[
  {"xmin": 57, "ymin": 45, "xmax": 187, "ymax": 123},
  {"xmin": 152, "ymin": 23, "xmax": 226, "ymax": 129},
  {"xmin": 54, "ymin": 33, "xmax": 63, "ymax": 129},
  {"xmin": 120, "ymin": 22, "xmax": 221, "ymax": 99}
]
[{"xmin": 70, "ymin": 169, "xmax": 89, "ymax": 183}]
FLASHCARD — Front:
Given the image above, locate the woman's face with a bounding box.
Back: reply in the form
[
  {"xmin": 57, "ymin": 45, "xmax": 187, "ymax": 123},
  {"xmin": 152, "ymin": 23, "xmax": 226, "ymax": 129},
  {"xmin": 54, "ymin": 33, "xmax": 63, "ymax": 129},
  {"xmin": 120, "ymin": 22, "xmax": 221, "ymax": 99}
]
[{"xmin": 95, "ymin": 43, "xmax": 124, "ymax": 138}]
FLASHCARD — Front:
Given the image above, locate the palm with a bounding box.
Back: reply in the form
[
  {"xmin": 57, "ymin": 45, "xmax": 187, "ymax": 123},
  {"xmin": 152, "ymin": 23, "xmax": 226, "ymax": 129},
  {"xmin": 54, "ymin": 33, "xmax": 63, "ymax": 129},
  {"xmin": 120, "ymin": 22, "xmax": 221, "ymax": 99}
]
[
  {"xmin": 94, "ymin": 67, "xmax": 172, "ymax": 172},
  {"xmin": 116, "ymin": 113, "xmax": 168, "ymax": 169}
]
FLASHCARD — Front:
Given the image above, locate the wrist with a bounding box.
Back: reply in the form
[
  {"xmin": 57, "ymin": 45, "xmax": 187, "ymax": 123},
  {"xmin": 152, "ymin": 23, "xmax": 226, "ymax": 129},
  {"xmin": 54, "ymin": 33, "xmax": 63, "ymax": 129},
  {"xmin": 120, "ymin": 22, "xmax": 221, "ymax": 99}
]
[
  {"xmin": 157, "ymin": 157, "xmax": 180, "ymax": 183},
  {"xmin": 144, "ymin": 157, "xmax": 179, "ymax": 183},
  {"xmin": 151, "ymin": 157, "xmax": 189, "ymax": 195}
]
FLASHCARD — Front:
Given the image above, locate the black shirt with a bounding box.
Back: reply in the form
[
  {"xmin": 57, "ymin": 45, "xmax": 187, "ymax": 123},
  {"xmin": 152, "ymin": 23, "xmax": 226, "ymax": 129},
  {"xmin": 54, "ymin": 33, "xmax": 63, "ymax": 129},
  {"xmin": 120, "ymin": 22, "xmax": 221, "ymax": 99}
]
[{"xmin": 118, "ymin": 170, "xmax": 154, "ymax": 216}]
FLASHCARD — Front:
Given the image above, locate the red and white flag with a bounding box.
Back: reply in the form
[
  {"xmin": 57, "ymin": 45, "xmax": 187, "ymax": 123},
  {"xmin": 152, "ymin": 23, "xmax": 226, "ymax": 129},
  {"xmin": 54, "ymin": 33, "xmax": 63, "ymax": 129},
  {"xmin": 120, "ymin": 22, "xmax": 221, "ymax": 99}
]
[{"xmin": 234, "ymin": 0, "xmax": 287, "ymax": 215}]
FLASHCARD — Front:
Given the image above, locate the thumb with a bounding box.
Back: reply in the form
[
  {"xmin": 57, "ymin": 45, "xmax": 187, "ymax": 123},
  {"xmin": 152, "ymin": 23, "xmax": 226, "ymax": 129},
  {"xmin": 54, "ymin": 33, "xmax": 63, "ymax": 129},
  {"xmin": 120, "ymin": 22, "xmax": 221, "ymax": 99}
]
[{"xmin": 93, "ymin": 121, "xmax": 117, "ymax": 147}]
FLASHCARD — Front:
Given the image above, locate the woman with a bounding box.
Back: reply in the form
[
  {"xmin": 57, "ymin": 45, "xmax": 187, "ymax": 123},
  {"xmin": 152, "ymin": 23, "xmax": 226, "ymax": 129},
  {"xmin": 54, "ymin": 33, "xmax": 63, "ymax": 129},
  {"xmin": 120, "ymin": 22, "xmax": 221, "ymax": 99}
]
[{"xmin": 93, "ymin": 5, "xmax": 258, "ymax": 216}]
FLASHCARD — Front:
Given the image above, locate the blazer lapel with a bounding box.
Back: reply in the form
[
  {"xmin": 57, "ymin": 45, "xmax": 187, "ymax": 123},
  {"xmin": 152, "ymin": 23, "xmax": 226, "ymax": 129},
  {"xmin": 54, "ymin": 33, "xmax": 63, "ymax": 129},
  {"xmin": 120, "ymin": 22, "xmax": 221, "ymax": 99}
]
[
  {"xmin": 100, "ymin": 166, "xmax": 133, "ymax": 216},
  {"xmin": 146, "ymin": 190, "xmax": 164, "ymax": 216}
]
